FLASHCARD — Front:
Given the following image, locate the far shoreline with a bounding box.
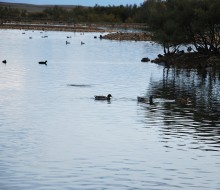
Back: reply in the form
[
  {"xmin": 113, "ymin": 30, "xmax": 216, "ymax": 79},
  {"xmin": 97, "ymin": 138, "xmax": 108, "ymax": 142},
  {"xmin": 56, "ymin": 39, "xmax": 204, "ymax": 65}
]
[
  {"xmin": 0, "ymin": 22, "xmax": 147, "ymax": 33},
  {"xmin": 0, "ymin": 22, "xmax": 107, "ymax": 33}
]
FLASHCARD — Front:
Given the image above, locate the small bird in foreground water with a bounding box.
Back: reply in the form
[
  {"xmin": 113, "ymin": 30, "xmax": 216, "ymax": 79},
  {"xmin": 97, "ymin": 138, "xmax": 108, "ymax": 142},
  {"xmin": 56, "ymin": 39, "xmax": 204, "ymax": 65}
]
[
  {"xmin": 137, "ymin": 96, "xmax": 153, "ymax": 104},
  {"xmin": 175, "ymin": 97, "xmax": 192, "ymax": 105},
  {"xmin": 95, "ymin": 94, "xmax": 112, "ymax": 101}
]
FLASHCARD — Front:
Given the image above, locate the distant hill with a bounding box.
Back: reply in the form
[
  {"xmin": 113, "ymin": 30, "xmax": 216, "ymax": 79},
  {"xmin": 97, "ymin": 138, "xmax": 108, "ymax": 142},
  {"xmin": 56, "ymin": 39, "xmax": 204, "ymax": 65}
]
[{"xmin": 0, "ymin": 2, "xmax": 79, "ymax": 13}]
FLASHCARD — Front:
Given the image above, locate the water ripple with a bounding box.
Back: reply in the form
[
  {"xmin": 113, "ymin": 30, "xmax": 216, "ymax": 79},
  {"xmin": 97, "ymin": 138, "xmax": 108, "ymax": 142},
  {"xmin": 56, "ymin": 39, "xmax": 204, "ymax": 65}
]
[{"xmin": 0, "ymin": 30, "xmax": 220, "ymax": 190}]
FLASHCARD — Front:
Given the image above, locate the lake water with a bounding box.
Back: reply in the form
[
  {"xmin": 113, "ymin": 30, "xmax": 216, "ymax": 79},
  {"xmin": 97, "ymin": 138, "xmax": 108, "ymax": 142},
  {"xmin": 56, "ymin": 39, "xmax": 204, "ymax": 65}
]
[{"xmin": 0, "ymin": 29, "xmax": 220, "ymax": 190}]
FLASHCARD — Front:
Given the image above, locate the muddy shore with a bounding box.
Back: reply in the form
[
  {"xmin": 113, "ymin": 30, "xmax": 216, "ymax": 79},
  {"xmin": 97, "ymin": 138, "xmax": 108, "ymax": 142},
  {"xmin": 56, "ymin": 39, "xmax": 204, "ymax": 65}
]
[
  {"xmin": 151, "ymin": 53, "xmax": 220, "ymax": 70},
  {"xmin": 102, "ymin": 32, "xmax": 152, "ymax": 41},
  {"xmin": 0, "ymin": 23, "xmax": 107, "ymax": 32}
]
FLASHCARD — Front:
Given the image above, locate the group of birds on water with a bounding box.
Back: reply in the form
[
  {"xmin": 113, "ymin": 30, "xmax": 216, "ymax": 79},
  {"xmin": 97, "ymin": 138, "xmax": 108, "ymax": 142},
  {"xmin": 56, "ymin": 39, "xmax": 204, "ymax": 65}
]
[
  {"xmin": 2, "ymin": 60, "xmax": 192, "ymax": 105},
  {"xmin": 2, "ymin": 31, "xmax": 86, "ymax": 67},
  {"xmin": 1, "ymin": 58, "xmax": 155, "ymax": 104},
  {"xmin": 94, "ymin": 94, "xmax": 192, "ymax": 105},
  {"xmin": 2, "ymin": 30, "xmax": 192, "ymax": 106},
  {"xmin": 3, "ymin": 59, "xmax": 48, "ymax": 66}
]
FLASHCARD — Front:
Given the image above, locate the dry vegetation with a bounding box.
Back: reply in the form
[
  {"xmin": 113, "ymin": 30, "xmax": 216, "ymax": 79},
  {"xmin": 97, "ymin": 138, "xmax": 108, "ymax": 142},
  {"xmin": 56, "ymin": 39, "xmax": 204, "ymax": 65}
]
[{"xmin": 0, "ymin": 2, "xmax": 77, "ymax": 13}]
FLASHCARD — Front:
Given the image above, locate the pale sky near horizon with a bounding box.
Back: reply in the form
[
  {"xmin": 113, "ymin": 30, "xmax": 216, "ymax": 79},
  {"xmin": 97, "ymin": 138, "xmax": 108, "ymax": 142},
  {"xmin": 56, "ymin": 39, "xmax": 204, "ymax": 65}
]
[{"xmin": 1, "ymin": 0, "xmax": 144, "ymax": 6}]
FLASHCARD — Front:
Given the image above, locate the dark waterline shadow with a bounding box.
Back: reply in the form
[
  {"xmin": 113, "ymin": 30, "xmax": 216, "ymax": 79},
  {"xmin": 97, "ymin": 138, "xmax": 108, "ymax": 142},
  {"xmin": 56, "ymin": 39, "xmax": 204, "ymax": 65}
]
[{"xmin": 67, "ymin": 84, "xmax": 94, "ymax": 88}]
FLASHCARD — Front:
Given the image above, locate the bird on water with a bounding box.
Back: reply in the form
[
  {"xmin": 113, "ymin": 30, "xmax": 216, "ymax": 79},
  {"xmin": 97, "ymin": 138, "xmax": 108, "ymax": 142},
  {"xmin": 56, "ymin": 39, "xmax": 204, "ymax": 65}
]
[
  {"xmin": 95, "ymin": 94, "xmax": 112, "ymax": 101},
  {"xmin": 137, "ymin": 96, "xmax": 153, "ymax": 104},
  {"xmin": 175, "ymin": 97, "xmax": 192, "ymax": 105},
  {"xmin": 38, "ymin": 60, "xmax": 47, "ymax": 65}
]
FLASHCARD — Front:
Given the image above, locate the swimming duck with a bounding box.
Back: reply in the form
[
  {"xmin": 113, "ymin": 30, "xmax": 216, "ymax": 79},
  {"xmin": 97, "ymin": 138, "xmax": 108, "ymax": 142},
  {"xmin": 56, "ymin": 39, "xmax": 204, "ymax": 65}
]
[
  {"xmin": 175, "ymin": 97, "xmax": 192, "ymax": 105},
  {"xmin": 137, "ymin": 96, "xmax": 153, "ymax": 104},
  {"xmin": 38, "ymin": 60, "xmax": 47, "ymax": 65},
  {"xmin": 2, "ymin": 60, "xmax": 7, "ymax": 64},
  {"xmin": 81, "ymin": 41, "xmax": 85, "ymax": 45},
  {"xmin": 95, "ymin": 94, "xmax": 112, "ymax": 101}
]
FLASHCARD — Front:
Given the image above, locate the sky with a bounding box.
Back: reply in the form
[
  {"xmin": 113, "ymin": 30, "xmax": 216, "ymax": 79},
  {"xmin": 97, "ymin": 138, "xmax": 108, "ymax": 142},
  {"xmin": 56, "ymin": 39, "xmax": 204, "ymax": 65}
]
[{"xmin": 1, "ymin": 0, "xmax": 144, "ymax": 6}]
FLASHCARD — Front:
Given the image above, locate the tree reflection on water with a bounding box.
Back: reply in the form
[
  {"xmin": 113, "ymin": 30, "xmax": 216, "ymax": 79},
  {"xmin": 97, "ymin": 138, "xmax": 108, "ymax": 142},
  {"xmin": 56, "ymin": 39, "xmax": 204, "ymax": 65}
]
[
  {"xmin": 149, "ymin": 67, "xmax": 220, "ymax": 123},
  {"xmin": 139, "ymin": 67, "xmax": 220, "ymax": 150}
]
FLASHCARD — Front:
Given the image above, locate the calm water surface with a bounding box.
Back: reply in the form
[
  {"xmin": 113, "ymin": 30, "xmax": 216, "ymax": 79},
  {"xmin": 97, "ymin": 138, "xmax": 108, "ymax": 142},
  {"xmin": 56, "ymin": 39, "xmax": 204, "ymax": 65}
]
[{"xmin": 0, "ymin": 30, "xmax": 220, "ymax": 190}]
